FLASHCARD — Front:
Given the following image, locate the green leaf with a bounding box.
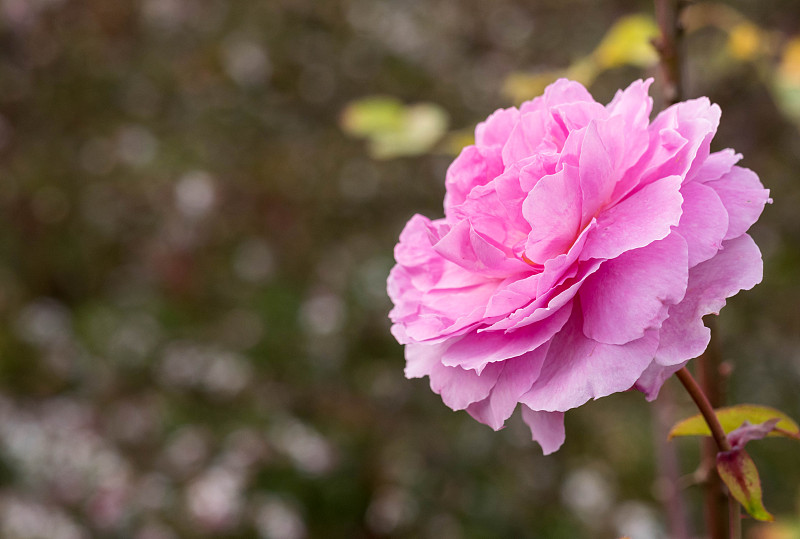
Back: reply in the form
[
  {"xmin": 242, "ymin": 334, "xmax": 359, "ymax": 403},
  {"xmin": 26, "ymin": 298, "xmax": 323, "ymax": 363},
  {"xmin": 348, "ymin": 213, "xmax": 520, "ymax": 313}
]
[
  {"xmin": 340, "ymin": 97, "xmax": 449, "ymax": 159},
  {"xmin": 668, "ymin": 404, "xmax": 800, "ymax": 440},
  {"xmin": 717, "ymin": 449, "xmax": 774, "ymax": 522}
]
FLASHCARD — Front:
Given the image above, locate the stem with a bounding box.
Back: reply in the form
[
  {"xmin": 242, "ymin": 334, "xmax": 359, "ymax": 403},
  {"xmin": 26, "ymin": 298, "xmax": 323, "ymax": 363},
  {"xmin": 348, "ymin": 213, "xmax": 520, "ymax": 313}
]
[
  {"xmin": 675, "ymin": 368, "xmax": 731, "ymax": 453},
  {"xmin": 676, "ymin": 367, "xmax": 740, "ymax": 539}
]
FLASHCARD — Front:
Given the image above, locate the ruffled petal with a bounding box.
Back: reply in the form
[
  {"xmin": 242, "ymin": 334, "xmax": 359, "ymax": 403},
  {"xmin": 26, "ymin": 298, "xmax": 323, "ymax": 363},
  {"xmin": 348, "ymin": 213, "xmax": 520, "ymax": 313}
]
[
  {"xmin": 444, "ymin": 145, "xmax": 505, "ymax": 214},
  {"xmin": 523, "ymin": 164, "xmax": 583, "ymax": 263},
  {"xmin": 635, "ymin": 233, "xmax": 764, "ymax": 399},
  {"xmin": 581, "ymin": 175, "xmax": 683, "ymax": 261},
  {"xmin": 704, "ymin": 166, "xmax": 770, "ymax": 240},
  {"xmin": 428, "ymin": 359, "xmax": 505, "ymax": 411},
  {"xmin": 430, "ymin": 219, "xmax": 530, "ymax": 277},
  {"xmin": 651, "ymin": 233, "xmax": 764, "ymax": 367},
  {"xmin": 675, "ymin": 182, "xmax": 729, "ymax": 267},
  {"xmin": 581, "ymin": 233, "xmax": 688, "ymax": 345},
  {"xmin": 466, "ymin": 344, "xmax": 551, "ymax": 430},
  {"xmin": 475, "ymin": 106, "xmax": 520, "ymax": 149},
  {"xmin": 688, "ymin": 148, "xmax": 741, "ymax": 184},
  {"xmin": 520, "ymin": 306, "xmax": 659, "ymax": 412},
  {"xmin": 441, "ymin": 302, "xmax": 571, "ymax": 373}
]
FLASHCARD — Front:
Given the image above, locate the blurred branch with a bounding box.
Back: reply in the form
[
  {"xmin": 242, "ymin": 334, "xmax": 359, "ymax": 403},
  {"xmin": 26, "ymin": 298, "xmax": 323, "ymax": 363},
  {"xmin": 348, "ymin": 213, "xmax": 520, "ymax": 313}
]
[{"xmin": 653, "ymin": 0, "xmax": 688, "ymax": 104}]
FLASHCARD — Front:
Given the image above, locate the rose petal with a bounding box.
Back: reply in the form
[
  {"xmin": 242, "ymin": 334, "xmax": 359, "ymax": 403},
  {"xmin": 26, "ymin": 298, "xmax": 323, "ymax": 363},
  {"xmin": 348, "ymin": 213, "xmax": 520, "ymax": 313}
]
[
  {"xmin": 689, "ymin": 148, "xmax": 741, "ymax": 184},
  {"xmin": 502, "ymin": 110, "xmax": 551, "ymax": 166},
  {"xmin": 475, "ymin": 106, "xmax": 520, "ymax": 148},
  {"xmin": 520, "ymin": 407, "xmax": 566, "ymax": 455},
  {"xmin": 581, "ymin": 232, "xmax": 688, "ymax": 345},
  {"xmin": 520, "ymin": 306, "xmax": 659, "ymax": 412},
  {"xmin": 651, "ymin": 233, "xmax": 764, "ymax": 367},
  {"xmin": 442, "ymin": 302, "xmax": 571, "ymax": 373},
  {"xmin": 634, "ymin": 360, "xmax": 688, "ymax": 401},
  {"xmin": 676, "ymin": 182, "xmax": 729, "ymax": 267},
  {"xmin": 704, "ymin": 166, "xmax": 770, "ymax": 240},
  {"xmin": 445, "ymin": 145, "xmax": 504, "ymax": 213},
  {"xmin": 581, "ymin": 174, "xmax": 683, "ymax": 261},
  {"xmin": 431, "ymin": 218, "xmax": 530, "ymax": 277},
  {"xmin": 466, "ymin": 344, "xmax": 551, "ymax": 430},
  {"xmin": 428, "ymin": 359, "xmax": 504, "ymax": 411},
  {"xmin": 523, "ymin": 164, "xmax": 583, "ymax": 263},
  {"xmin": 578, "ymin": 120, "xmax": 615, "ymax": 227}
]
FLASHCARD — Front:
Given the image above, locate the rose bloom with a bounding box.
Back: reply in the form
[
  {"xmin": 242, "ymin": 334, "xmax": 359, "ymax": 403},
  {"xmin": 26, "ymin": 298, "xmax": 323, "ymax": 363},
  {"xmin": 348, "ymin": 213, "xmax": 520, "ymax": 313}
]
[{"xmin": 387, "ymin": 79, "xmax": 770, "ymax": 454}]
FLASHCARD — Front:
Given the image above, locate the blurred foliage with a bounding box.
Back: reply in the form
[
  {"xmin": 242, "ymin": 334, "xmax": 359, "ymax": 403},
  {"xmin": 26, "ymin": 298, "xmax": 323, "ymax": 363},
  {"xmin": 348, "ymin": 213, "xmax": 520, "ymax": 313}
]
[
  {"xmin": 0, "ymin": 1, "xmax": 798, "ymax": 539},
  {"xmin": 340, "ymin": 97, "xmax": 449, "ymax": 159},
  {"xmin": 504, "ymin": 14, "xmax": 660, "ymax": 104}
]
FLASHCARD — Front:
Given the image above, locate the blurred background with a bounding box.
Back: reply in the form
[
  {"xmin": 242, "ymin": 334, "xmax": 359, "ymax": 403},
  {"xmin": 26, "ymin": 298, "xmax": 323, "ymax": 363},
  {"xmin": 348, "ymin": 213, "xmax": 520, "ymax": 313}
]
[{"xmin": 0, "ymin": 0, "xmax": 799, "ymax": 537}]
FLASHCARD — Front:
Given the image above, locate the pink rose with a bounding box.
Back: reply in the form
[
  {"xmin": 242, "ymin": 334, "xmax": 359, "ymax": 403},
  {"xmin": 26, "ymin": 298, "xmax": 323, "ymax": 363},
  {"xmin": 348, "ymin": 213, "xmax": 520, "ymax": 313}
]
[{"xmin": 387, "ymin": 79, "xmax": 770, "ymax": 454}]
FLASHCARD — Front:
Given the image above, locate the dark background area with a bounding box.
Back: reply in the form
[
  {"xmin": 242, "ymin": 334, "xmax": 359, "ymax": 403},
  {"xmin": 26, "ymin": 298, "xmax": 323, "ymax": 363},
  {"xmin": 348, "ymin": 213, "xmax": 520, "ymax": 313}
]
[{"xmin": 0, "ymin": 1, "xmax": 798, "ymax": 537}]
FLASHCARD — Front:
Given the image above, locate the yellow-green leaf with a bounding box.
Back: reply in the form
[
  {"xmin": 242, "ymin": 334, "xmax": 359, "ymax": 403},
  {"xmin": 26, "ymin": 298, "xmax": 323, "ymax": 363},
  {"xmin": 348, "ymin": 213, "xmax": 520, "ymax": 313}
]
[
  {"xmin": 668, "ymin": 404, "xmax": 800, "ymax": 440},
  {"xmin": 340, "ymin": 97, "xmax": 449, "ymax": 159},
  {"xmin": 592, "ymin": 14, "xmax": 659, "ymax": 69},
  {"xmin": 717, "ymin": 449, "xmax": 774, "ymax": 522}
]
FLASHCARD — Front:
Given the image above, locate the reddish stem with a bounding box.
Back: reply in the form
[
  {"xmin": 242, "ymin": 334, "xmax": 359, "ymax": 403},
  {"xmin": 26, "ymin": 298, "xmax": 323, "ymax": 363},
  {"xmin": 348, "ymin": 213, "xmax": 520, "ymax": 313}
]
[{"xmin": 675, "ymin": 368, "xmax": 731, "ymax": 453}]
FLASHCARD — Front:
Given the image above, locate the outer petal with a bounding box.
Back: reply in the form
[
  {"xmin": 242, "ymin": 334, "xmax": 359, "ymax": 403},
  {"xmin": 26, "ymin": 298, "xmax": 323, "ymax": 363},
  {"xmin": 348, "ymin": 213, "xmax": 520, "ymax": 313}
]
[
  {"xmin": 634, "ymin": 360, "xmax": 688, "ymax": 401},
  {"xmin": 689, "ymin": 148, "xmax": 741, "ymax": 184},
  {"xmin": 466, "ymin": 344, "xmax": 551, "ymax": 430},
  {"xmin": 389, "ymin": 215, "xmax": 505, "ymax": 344},
  {"xmin": 704, "ymin": 166, "xmax": 770, "ymax": 240},
  {"xmin": 428, "ymin": 360, "xmax": 505, "ymax": 411},
  {"xmin": 645, "ymin": 98, "xmax": 721, "ymax": 185},
  {"xmin": 651, "ymin": 233, "xmax": 764, "ymax": 367},
  {"xmin": 605, "ymin": 79, "xmax": 653, "ymax": 130},
  {"xmin": 475, "ymin": 106, "xmax": 520, "ymax": 148},
  {"xmin": 444, "ymin": 145, "xmax": 504, "ymax": 213},
  {"xmin": 520, "ymin": 407, "xmax": 566, "ymax": 455},
  {"xmin": 524, "ymin": 78, "xmax": 596, "ymax": 112},
  {"xmin": 581, "ymin": 233, "xmax": 688, "ymax": 345},
  {"xmin": 581, "ymin": 175, "xmax": 683, "ymax": 261},
  {"xmin": 520, "ymin": 306, "xmax": 659, "ymax": 412},
  {"xmin": 676, "ymin": 182, "xmax": 729, "ymax": 267},
  {"xmin": 405, "ymin": 340, "xmax": 451, "ymax": 378},
  {"xmin": 403, "ymin": 280, "xmax": 499, "ymax": 342}
]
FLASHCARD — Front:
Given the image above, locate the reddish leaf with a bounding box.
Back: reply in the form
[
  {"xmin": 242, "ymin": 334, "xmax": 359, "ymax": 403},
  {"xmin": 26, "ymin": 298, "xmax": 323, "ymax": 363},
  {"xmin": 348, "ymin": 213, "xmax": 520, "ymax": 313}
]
[{"xmin": 716, "ymin": 449, "xmax": 774, "ymax": 522}]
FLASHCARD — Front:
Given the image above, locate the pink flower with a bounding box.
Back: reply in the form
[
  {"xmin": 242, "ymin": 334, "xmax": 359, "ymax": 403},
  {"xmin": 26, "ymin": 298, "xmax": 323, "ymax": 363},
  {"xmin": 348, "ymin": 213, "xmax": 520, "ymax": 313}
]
[{"xmin": 387, "ymin": 79, "xmax": 770, "ymax": 454}]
